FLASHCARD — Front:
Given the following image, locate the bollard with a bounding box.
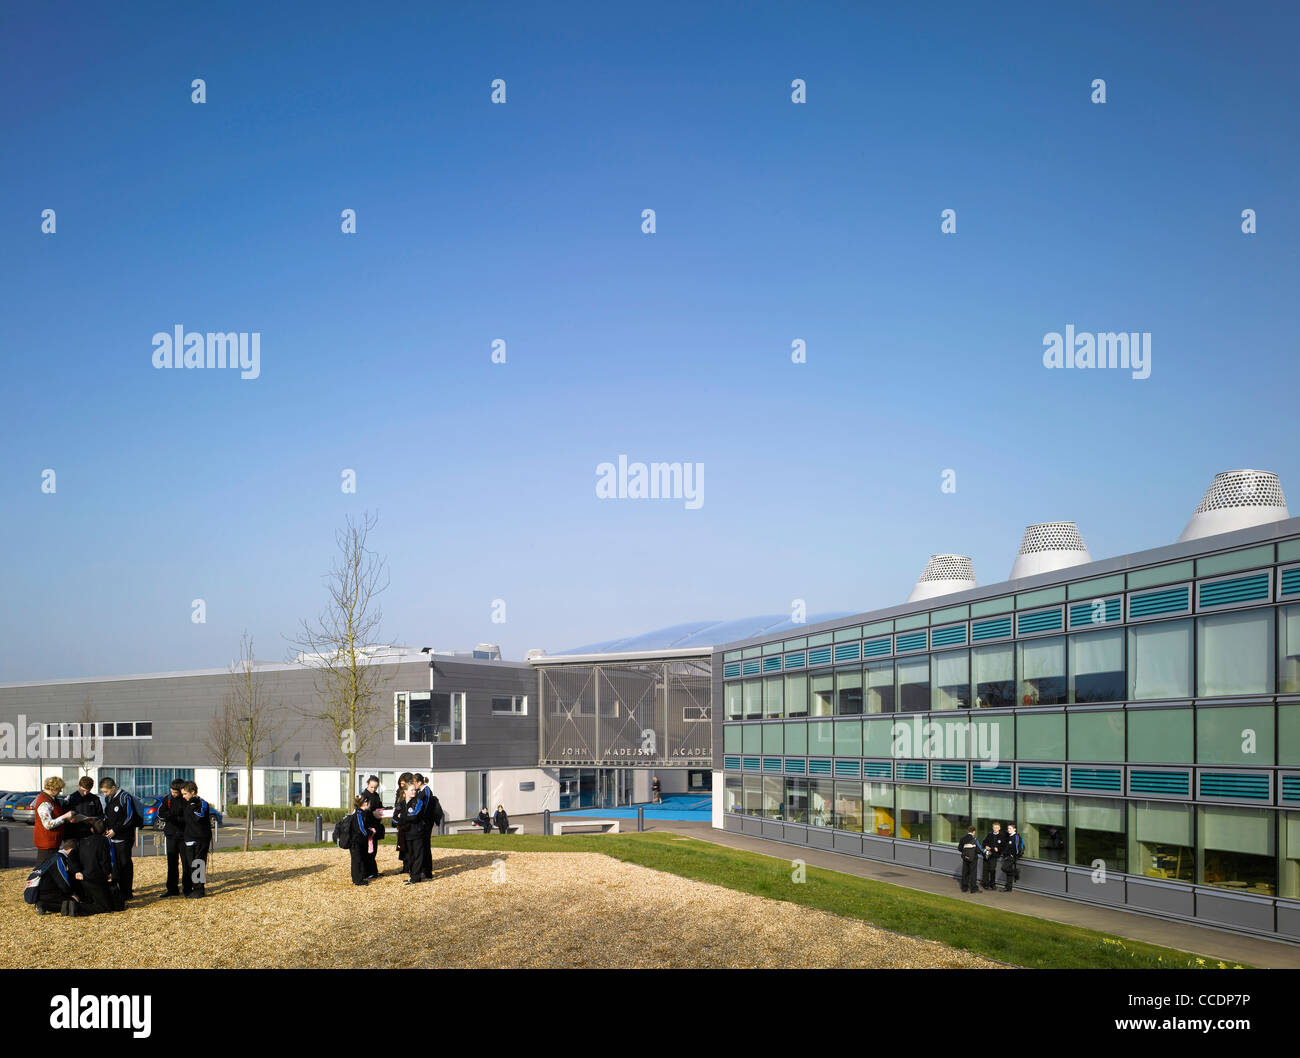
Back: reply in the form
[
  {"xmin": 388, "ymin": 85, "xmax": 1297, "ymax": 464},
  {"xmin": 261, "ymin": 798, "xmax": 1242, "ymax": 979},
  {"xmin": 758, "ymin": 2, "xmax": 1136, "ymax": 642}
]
[
  {"xmin": 137, "ymin": 830, "xmax": 144, "ymax": 853},
  {"xmin": 543, "ymin": 809, "xmax": 551, "ymax": 836},
  {"xmin": 272, "ymin": 811, "xmax": 276, "ymax": 828},
  {"xmin": 314, "ymin": 814, "xmax": 323, "ymax": 842},
  {"xmin": 0, "ymin": 827, "xmax": 9, "ymax": 870},
  {"xmin": 637, "ymin": 806, "xmax": 645, "ymax": 833},
  {"xmin": 282, "ymin": 820, "xmax": 287, "ymax": 839},
  {"xmin": 295, "ymin": 813, "xmax": 300, "ymax": 831}
]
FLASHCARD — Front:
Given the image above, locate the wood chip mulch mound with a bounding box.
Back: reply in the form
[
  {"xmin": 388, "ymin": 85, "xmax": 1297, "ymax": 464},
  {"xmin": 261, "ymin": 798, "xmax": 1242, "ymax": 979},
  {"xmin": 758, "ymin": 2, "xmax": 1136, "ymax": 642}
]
[{"xmin": 0, "ymin": 846, "xmax": 1002, "ymax": 968}]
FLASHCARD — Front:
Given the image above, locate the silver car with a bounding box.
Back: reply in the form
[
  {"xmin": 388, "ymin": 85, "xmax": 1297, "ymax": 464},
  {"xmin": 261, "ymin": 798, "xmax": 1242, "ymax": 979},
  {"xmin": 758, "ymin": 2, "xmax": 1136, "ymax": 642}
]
[{"xmin": 10, "ymin": 792, "xmax": 42, "ymax": 824}]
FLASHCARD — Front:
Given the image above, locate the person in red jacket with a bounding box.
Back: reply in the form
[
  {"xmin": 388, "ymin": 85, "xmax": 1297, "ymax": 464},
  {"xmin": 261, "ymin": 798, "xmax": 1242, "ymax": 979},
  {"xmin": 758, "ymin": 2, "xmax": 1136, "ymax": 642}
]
[{"xmin": 33, "ymin": 777, "xmax": 72, "ymax": 864}]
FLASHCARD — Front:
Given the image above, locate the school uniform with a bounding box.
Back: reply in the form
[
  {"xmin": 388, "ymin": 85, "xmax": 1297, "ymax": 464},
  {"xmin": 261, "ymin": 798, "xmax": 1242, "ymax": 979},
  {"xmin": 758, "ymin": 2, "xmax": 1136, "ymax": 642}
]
[
  {"xmin": 33, "ymin": 850, "xmax": 79, "ymax": 914},
  {"xmin": 418, "ymin": 786, "xmax": 435, "ymax": 879},
  {"xmin": 957, "ymin": 832, "xmax": 983, "ymax": 892},
  {"xmin": 158, "ymin": 793, "xmax": 186, "ymax": 895},
  {"xmin": 349, "ymin": 808, "xmax": 377, "ymax": 884},
  {"xmin": 981, "ymin": 830, "xmax": 1005, "ymax": 890},
  {"xmin": 102, "ymin": 789, "xmax": 141, "ymax": 899},
  {"xmin": 493, "ymin": 809, "xmax": 510, "ymax": 834},
  {"xmin": 1001, "ymin": 831, "xmax": 1025, "ymax": 892},
  {"xmin": 65, "ymin": 789, "xmax": 103, "ymax": 840},
  {"xmin": 394, "ymin": 793, "xmax": 428, "ymax": 882},
  {"xmin": 180, "ymin": 796, "xmax": 212, "ymax": 897},
  {"xmin": 73, "ymin": 833, "xmax": 123, "ymax": 913},
  {"xmin": 475, "ymin": 809, "xmax": 492, "ymax": 834}
]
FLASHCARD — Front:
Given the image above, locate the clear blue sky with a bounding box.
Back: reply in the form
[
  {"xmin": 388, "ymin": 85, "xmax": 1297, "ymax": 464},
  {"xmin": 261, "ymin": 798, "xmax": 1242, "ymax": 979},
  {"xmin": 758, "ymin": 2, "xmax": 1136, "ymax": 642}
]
[{"xmin": 2, "ymin": 2, "xmax": 1297, "ymax": 681}]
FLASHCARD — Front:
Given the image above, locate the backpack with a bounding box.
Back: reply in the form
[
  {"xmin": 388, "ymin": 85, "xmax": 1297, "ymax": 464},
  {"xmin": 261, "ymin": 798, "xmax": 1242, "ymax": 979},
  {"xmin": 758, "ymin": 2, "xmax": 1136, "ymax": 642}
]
[
  {"xmin": 23, "ymin": 858, "xmax": 59, "ymax": 905},
  {"xmin": 961, "ymin": 839, "xmax": 979, "ymax": 863},
  {"xmin": 429, "ymin": 796, "xmax": 444, "ymax": 826},
  {"xmin": 332, "ymin": 818, "xmax": 352, "ymax": 850},
  {"xmin": 1010, "ymin": 833, "xmax": 1024, "ymax": 857}
]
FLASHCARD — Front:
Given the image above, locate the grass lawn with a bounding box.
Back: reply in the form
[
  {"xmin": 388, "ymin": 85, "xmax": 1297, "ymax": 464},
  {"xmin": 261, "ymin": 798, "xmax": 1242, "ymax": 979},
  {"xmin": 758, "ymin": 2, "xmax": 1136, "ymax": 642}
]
[{"xmin": 402, "ymin": 831, "xmax": 1241, "ymax": 970}]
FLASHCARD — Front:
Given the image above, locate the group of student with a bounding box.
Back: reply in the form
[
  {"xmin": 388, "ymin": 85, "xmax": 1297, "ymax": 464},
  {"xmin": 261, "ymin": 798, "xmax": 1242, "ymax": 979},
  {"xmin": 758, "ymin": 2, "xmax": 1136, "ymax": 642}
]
[
  {"xmin": 344, "ymin": 772, "xmax": 445, "ymax": 886},
  {"xmin": 956, "ymin": 821, "xmax": 1026, "ymax": 894},
  {"xmin": 25, "ymin": 775, "xmax": 214, "ymax": 916}
]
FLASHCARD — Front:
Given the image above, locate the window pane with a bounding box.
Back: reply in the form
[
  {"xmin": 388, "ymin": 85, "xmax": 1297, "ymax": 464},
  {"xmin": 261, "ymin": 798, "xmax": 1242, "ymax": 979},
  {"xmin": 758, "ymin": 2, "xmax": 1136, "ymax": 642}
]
[
  {"xmin": 896, "ymin": 656, "xmax": 930, "ymax": 713},
  {"xmin": 973, "ymin": 790, "xmax": 1016, "ymax": 847},
  {"xmin": 783, "ymin": 778, "xmax": 809, "ymax": 824},
  {"xmin": 809, "ymin": 778, "xmax": 835, "ymax": 827},
  {"xmin": 810, "ymin": 675, "xmax": 834, "ymax": 717},
  {"xmin": 971, "ymin": 643, "xmax": 1015, "ymax": 708},
  {"xmin": 764, "ymin": 677, "xmax": 784, "ymax": 719},
  {"xmin": 1067, "ymin": 710, "xmax": 1124, "ymax": 762},
  {"xmin": 834, "ymin": 780, "xmax": 864, "ymax": 831},
  {"xmin": 809, "ymin": 720, "xmax": 835, "ymax": 757},
  {"xmin": 1069, "ymin": 795, "xmax": 1126, "ymax": 872},
  {"xmin": 1017, "ymin": 637, "xmax": 1066, "ymax": 706},
  {"xmin": 1126, "ymin": 707, "xmax": 1193, "ymax": 763},
  {"xmin": 1199, "ymin": 805, "xmax": 1275, "ymax": 896},
  {"xmin": 762, "ymin": 723, "xmax": 783, "ymax": 756},
  {"xmin": 863, "ymin": 718, "xmax": 892, "ymax": 758},
  {"xmin": 1281, "ymin": 704, "xmax": 1300, "ymax": 767},
  {"xmin": 742, "ymin": 775, "xmax": 763, "ymax": 816},
  {"xmin": 864, "ymin": 660, "xmax": 895, "ymax": 713},
  {"xmin": 1129, "ymin": 801, "xmax": 1194, "ymax": 883},
  {"xmin": 1128, "ymin": 619, "xmax": 1192, "ymax": 699},
  {"xmin": 723, "ymin": 725, "xmax": 742, "ymax": 754},
  {"xmin": 762, "ymin": 776, "xmax": 783, "ymax": 820},
  {"xmin": 864, "ymin": 782, "xmax": 895, "ymax": 836},
  {"xmin": 725, "ymin": 775, "xmax": 743, "ymax": 813},
  {"xmin": 933, "ymin": 788, "xmax": 969, "ymax": 844},
  {"xmin": 834, "ymin": 718, "xmax": 862, "ymax": 758},
  {"xmin": 1281, "ymin": 811, "xmax": 1300, "ymax": 900},
  {"xmin": 1196, "ymin": 705, "xmax": 1274, "ymax": 766},
  {"xmin": 896, "ymin": 784, "xmax": 931, "ymax": 841},
  {"xmin": 836, "ymin": 669, "xmax": 863, "ymax": 715},
  {"xmin": 741, "ymin": 724, "xmax": 761, "ymax": 755},
  {"xmin": 784, "ymin": 721, "xmax": 807, "ymax": 756},
  {"xmin": 972, "ymin": 715, "xmax": 1012, "ymax": 765},
  {"xmin": 743, "ymin": 680, "xmax": 762, "ymax": 720},
  {"xmin": 785, "ymin": 675, "xmax": 808, "ymax": 718},
  {"xmin": 1069, "ymin": 628, "xmax": 1124, "ymax": 703},
  {"xmin": 725, "ymin": 683, "xmax": 743, "ymax": 720},
  {"xmin": 1281, "ymin": 605, "xmax": 1300, "ymax": 694},
  {"xmin": 1017, "ymin": 712, "xmax": 1065, "ymax": 760},
  {"xmin": 1197, "ymin": 609, "xmax": 1274, "ymax": 697},
  {"xmin": 931, "ymin": 650, "xmax": 970, "ymax": 710},
  {"xmin": 1020, "ymin": 793, "xmax": 1068, "ymax": 864}
]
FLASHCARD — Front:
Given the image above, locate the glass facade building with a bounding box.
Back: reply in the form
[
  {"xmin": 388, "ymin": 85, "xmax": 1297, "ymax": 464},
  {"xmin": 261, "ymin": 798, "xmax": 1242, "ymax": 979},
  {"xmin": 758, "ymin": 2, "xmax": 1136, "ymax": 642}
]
[{"xmin": 716, "ymin": 521, "xmax": 1300, "ymax": 941}]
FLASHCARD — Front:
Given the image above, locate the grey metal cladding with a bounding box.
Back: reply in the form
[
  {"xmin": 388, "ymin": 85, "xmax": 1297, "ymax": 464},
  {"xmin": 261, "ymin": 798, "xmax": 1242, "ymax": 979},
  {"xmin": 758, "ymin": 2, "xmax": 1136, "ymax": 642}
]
[{"xmin": 0, "ymin": 657, "xmax": 538, "ymax": 773}]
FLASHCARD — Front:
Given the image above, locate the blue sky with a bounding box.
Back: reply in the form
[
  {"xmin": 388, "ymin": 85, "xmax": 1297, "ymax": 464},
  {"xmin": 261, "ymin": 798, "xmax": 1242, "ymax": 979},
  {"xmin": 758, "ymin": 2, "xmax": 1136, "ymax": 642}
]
[{"xmin": 1, "ymin": 2, "xmax": 1297, "ymax": 681}]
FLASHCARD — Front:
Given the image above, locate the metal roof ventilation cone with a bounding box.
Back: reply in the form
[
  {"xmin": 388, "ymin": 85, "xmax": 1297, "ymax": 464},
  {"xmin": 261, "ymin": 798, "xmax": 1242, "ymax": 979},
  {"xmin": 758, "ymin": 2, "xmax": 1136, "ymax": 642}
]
[
  {"xmin": 1177, "ymin": 469, "xmax": 1289, "ymax": 543},
  {"xmin": 906, "ymin": 554, "xmax": 977, "ymax": 603},
  {"xmin": 1008, "ymin": 522, "xmax": 1092, "ymax": 581}
]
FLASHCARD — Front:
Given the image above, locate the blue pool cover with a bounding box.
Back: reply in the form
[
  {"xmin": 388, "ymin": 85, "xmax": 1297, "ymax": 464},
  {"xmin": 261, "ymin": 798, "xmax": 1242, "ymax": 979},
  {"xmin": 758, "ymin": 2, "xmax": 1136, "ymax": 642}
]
[{"xmin": 555, "ymin": 793, "xmax": 712, "ymax": 821}]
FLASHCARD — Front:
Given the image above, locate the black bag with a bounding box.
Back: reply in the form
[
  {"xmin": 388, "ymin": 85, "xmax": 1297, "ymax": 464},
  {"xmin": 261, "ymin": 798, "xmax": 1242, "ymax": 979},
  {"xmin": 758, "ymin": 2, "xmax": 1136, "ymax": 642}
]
[
  {"xmin": 430, "ymin": 796, "xmax": 444, "ymax": 826},
  {"xmin": 961, "ymin": 842, "xmax": 978, "ymax": 863},
  {"xmin": 332, "ymin": 818, "xmax": 352, "ymax": 850},
  {"xmin": 23, "ymin": 859, "xmax": 58, "ymax": 905}
]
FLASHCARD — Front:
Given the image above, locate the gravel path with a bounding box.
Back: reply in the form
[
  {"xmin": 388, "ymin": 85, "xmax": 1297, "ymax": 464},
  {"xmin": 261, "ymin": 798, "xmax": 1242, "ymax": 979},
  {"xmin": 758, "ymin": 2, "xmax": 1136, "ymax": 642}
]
[{"xmin": 0, "ymin": 847, "xmax": 1003, "ymax": 969}]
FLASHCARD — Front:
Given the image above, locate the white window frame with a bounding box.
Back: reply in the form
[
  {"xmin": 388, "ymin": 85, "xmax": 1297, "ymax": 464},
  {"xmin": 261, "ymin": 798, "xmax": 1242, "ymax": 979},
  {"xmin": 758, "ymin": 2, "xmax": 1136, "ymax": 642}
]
[
  {"xmin": 394, "ymin": 690, "xmax": 467, "ymax": 745},
  {"xmin": 492, "ymin": 694, "xmax": 528, "ymax": 716}
]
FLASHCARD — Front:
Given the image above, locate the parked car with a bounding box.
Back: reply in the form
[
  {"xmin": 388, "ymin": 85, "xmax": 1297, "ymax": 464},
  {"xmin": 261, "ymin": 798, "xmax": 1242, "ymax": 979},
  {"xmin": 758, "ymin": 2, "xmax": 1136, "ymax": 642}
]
[
  {"xmin": 10, "ymin": 792, "xmax": 42, "ymax": 824},
  {"xmin": 141, "ymin": 796, "xmax": 222, "ymax": 829},
  {"xmin": 0, "ymin": 792, "xmax": 24, "ymax": 820}
]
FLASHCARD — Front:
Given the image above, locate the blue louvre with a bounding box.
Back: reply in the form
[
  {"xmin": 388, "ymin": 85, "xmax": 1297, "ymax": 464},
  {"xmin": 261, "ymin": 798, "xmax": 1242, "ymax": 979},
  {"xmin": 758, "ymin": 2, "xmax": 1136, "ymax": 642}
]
[
  {"xmin": 1069, "ymin": 597, "xmax": 1122, "ymax": 629},
  {"xmin": 971, "ymin": 616, "xmax": 1013, "ymax": 642},
  {"xmin": 723, "ymin": 756, "xmax": 741, "ymax": 770},
  {"xmin": 1069, "ymin": 766, "xmax": 1122, "ymax": 792},
  {"xmin": 742, "ymin": 659, "xmax": 761, "ymax": 675},
  {"xmin": 833, "ymin": 759, "xmax": 862, "ymax": 777},
  {"xmin": 1129, "ymin": 769, "xmax": 1191, "ymax": 796},
  {"xmin": 971, "ymin": 763, "xmax": 1012, "ymax": 786},
  {"xmin": 895, "ymin": 631, "xmax": 928, "ymax": 653},
  {"xmin": 1017, "ymin": 765, "xmax": 1064, "ymax": 790},
  {"xmin": 784, "ymin": 651, "xmax": 806, "ymax": 670},
  {"xmin": 1017, "ymin": 609, "xmax": 1063, "ymax": 636},
  {"xmin": 862, "ymin": 760, "xmax": 892, "ymax": 779},
  {"xmin": 784, "ymin": 758, "xmax": 807, "ymax": 774},
  {"xmin": 862, "ymin": 636, "xmax": 892, "ymax": 658},
  {"xmin": 1199, "ymin": 772, "xmax": 1270, "ymax": 801},
  {"xmin": 895, "ymin": 761, "xmax": 927, "ymax": 782},
  {"xmin": 933, "ymin": 762, "xmax": 968, "ymax": 783},
  {"xmin": 1129, "ymin": 585, "xmax": 1190, "ymax": 619},
  {"xmin": 742, "ymin": 757, "xmax": 761, "ymax": 771},
  {"xmin": 807, "ymin": 758, "xmax": 832, "ymax": 776},
  {"xmin": 931, "ymin": 625, "xmax": 968, "ymax": 648},
  {"xmin": 762, "ymin": 655, "xmax": 783, "ymax": 673},
  {"xmin": 833, "ymin": 642, "xmax": 862, "ymax": 663},
  {"xmin": 1281, "ymin": 568, "xmax": 1300, "ymax": 598},
  {"xmin": 1281, "ymin": 775, "xmax": 1300, "ymax": 803},
  {"xmin": 723, "ymin": 662, "xmax": 741, "ymax": 678},
  {"xmin": 1198, "ymin": 573, "xmax": 1271, "ymax": 609},
  {"xmin": 807, "ymin": 646, "xmax": 833, "ymax": 667},
  {"xmin": 762, "ymin": 757, "xmax": 783, "ymax": 772}
]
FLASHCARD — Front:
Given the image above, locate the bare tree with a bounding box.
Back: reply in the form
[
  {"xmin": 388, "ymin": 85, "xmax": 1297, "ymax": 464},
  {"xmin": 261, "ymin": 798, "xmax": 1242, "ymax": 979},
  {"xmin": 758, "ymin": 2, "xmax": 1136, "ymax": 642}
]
[
  {"xmin": 203, "ymin": 694, "xmax": 239, "ymax": 812},
  {"xmin": 226, "ymin": 633, "xmax": 298, "ymax": 851},
  {"xmin": 289, "ymin": 512, "xmax": 395, "ymax": 805}
]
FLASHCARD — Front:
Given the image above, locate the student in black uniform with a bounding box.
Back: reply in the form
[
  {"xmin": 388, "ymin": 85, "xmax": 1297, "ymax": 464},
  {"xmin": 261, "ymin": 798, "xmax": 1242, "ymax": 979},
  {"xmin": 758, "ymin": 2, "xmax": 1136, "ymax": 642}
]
[
  {"xmin": 1001, "ymin": 823, "xmax": 1025, "ymax": 892},
  {"xmin": 393, "ymin": 780, "xmax": 428, "ymax": 883},
  {"xmin": 394, "ymin": 772, "xmax": 414, "ymax": 868},
  {"xmin": 493, "ymin": 804, "xmax": 510, "ymax": 835},
  {"xmin": 31, "ymin": 841, "xmax": 82, "ymax": 915},
  {"xmin": 475, "ymin": 807, "xmax": 492, "ymax": 833},
  {"xmin": 65, "ymin": 776, "xmax": 103, "ymax": 840},
  {"xmin": 980, "ymin": 822, "xmax": 1005, "ymax": 892},
  {"xmin": 414, "ymin": 774, "xmax": 435, "ymax": 879},
  {"xmin": 348, "ymin": 796, "xmax": 377, "ymax": 885},
  {"xmin": 957, "ymin": 824, "xmax": 983, "ymax": 893},
  {"xmin": 72, "ymin": 821, "xmax": 124, "ymax": 914},
  {"xmin": 359, "ymin": 776, "xmax": 385, "ymax": 879},
  {"xmin": 100, "ymin": 778, "xmax": 140, "ymax": 900},
  {"xmin": 158, "ymin": 779, "xmax": 187, "ymax": 897},
  {"xmin": 179, "ymin": 781, "xmax": 211, "ymax": 898}
]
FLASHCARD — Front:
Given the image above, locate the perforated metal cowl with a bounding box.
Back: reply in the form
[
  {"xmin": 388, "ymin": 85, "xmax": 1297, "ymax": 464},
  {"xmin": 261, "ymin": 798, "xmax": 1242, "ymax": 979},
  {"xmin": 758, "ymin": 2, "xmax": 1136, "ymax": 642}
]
[
  {"xmin": 906, "ymin": 554, "xmax": 977, "ymax": 603},
  {"xmin": 1008, "ymin": 522, "xmax": 1091, "ymax": 581},
  {"xmin": 1178, "ymin": 470, "xmax": 1289, "ymax": 543}
]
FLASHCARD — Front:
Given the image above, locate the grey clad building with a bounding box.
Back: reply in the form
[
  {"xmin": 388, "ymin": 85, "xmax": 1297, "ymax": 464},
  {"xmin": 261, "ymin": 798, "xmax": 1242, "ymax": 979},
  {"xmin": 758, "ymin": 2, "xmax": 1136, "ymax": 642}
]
[{"xmin": 712, "ymin": 470, "xmax": 1300, "ymax": 941}]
